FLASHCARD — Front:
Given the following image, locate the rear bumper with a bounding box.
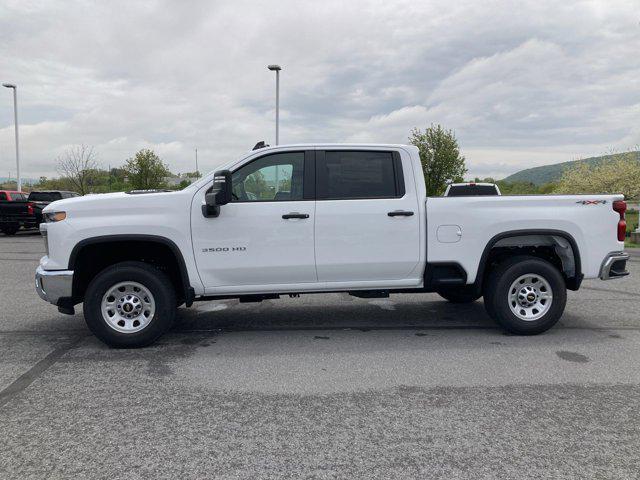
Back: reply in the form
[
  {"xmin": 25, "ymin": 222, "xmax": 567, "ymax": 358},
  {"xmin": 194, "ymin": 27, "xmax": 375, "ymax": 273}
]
[
  {"xmin": 599, "ymin": 252, "xmax": 630, "ymax": 280},
  {"xmin": 1, "ymin": 216, "xmax": 37, "ymax": 228},
  {"xmin": 35, "ymin": 265, "xmax": 74, "ymax": 305}
]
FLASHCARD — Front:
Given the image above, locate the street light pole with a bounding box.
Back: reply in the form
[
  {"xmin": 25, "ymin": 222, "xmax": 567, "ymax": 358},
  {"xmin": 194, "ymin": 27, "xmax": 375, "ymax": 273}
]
[
  {"xmin": 2, "ymin": 83, "xmax": 20, "ymax": 192},
  {"xmin": 267, "ymin": 65, "xmax": 281, "ymax": 145}
]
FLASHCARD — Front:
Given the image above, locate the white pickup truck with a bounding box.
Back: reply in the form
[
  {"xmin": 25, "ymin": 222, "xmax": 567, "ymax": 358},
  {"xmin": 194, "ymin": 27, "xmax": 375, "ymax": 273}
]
[{"xmin": 36, "ymin": 144, "xmax": 630, "ymax": 347}]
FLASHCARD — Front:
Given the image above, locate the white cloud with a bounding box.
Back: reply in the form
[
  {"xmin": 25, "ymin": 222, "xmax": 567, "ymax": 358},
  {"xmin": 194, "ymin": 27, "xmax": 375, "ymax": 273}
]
[{"xmin": 0, "ymin": 0, "xmax": 638, "ymax": 180}]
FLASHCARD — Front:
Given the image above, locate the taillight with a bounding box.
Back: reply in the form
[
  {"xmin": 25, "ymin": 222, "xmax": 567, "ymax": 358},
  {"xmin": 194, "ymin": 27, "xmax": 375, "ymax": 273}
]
[
  {"xmin": 613, "ymin": 200, "xmax": 627, "ymax": 241},
  {"xmin": 27, "ymin": 202, "xmax": 34, "ymax": 216}
]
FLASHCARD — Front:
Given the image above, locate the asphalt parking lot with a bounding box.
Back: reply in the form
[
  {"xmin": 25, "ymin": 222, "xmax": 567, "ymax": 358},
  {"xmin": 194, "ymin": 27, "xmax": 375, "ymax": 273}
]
[{"xmin": 1, "ymin": 231, "xmax": 639, "ymax": 479}]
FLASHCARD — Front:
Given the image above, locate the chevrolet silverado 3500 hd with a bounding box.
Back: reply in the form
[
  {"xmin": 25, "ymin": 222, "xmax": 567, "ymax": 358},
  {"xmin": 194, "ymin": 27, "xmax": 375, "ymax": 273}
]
[{"xmin": 35, "ymin": 144, "xmax": 630, "ymax": 347}]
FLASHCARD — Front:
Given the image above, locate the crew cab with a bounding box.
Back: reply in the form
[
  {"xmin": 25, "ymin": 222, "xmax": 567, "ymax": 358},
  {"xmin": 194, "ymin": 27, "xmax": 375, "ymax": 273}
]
[
  {"xmin": 0, "ymin": 190, "xmax": 79, "ymax": 235},
  {"xmin": 35, "ymin": 144, "xmax": 630, "ymax": 347}
]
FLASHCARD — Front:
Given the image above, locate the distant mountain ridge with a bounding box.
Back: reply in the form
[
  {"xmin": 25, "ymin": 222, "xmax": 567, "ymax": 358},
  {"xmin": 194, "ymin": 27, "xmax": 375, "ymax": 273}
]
[
  {"xmin": 503, "ymin": 151, "xmax": 640, "ymax": 185},
  {"xmin": 0, "ymin": 177, "xmax": 39, "ymax": 184}
]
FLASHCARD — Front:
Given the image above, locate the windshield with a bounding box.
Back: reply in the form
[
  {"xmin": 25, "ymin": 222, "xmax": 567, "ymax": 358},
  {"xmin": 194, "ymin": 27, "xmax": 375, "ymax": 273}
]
[{"xmin": 28, "ymin": 192, "xmax": 62, "ymax": 202}]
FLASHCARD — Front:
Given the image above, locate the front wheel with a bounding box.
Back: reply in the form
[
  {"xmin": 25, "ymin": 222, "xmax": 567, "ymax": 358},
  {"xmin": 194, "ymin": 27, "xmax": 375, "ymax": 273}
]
[
  {"xmin": 83, "ymin": 261, "xmax": 176, "ymax": 348},
  {"xmin": 484, "ymin": 256, "xmax": 567, "ymax": 335}
]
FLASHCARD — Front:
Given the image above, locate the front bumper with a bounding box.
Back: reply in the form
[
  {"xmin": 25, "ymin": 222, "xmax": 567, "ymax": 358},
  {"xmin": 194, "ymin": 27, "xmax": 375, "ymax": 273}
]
[
  {"xmin": 35, "ymin": 265, "xmax": 74, "ymax": 305},
  {"xmin": 599, "ymin": 252, "xmax": 630, "ymax": 280}
]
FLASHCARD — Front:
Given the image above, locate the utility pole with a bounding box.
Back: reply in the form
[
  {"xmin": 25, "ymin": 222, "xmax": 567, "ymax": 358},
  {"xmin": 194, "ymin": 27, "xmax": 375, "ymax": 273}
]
[
  {"xmin": 195, "ymin": 148, "xmax": 198, "ymax": 175},
  {"xmin": 2, "ymin": 83, "xmax": 21, "ymax": 191},
  {"xmin": 267, "ymin": 65, "xmax": 281, "ymax": 145}
]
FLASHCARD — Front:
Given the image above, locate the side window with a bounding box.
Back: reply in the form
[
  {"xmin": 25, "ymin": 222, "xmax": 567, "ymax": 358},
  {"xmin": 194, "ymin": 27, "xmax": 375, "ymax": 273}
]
[
  {"xmin": 231, "ymin": 152, "xmax": 305, "ymax": 202},
  {"xmin": 317, "ymin": 151, "xmax": 400, "ymax": 200}
]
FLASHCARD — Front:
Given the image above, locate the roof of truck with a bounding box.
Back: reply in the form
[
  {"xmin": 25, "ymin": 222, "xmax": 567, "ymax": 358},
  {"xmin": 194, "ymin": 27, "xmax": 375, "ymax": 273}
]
[{"xmin": 249, "ymin": 143, "xmax": 414, "ymax": 153}]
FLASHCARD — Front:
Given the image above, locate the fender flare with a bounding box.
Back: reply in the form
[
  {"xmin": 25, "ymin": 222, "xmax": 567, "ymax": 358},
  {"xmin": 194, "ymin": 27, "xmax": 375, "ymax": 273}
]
[
  {"xmin": 474, "ymin": 229, "xmax": 583, "ymax": 291},
  {"xmin": 68, "ymin": 234, "xmax": 195, "ymax": 306}
]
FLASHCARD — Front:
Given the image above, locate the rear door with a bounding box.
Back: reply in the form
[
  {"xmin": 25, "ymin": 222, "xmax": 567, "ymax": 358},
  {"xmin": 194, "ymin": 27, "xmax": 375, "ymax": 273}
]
[{"xmin": 314, "ymin": 149, "xmax": 421, "ymax": 283}]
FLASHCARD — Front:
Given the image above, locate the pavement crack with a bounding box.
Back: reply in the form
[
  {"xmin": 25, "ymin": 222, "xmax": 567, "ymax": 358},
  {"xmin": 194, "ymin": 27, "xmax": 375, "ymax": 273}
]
[
  {"xmin": 0, "ymin": 336, "xmax": 85, "ymax": 409},
  {"xmin": 581, "ymin": 286, "xmax": 639, "ymax": 297}
]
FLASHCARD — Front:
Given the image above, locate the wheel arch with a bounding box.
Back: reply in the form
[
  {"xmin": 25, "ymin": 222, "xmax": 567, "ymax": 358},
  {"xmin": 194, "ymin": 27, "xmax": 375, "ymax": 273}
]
[
  {"xmin": 68, "ymin": 234, "xmax": 195, "ymax": 306},
  {"xmin": 475, "ymin": 229, "xmax": 583, "ymax": 291}
]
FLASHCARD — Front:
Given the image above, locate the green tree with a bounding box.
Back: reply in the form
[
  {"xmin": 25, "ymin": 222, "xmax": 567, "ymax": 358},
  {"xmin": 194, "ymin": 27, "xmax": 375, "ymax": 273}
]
[
  {"xmin": 243, "ymin": 170, "xmax": 271, "ymax": 199},
  {"xmin": 554, "ymin": 153, "xmax": 640, "ymax": 200},
  {"xmin": 409, "ymin": 124, "xmax": 467, "ymax": 196},
  {"xmin": 124, "ymin": 149, "xmax": 171, "ymax": 190}
]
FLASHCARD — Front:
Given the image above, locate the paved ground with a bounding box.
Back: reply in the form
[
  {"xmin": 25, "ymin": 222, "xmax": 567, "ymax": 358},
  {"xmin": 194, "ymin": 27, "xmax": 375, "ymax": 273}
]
[{"xmin": 1, "ymin": 231, "xmax": 639, "ymax": 479}]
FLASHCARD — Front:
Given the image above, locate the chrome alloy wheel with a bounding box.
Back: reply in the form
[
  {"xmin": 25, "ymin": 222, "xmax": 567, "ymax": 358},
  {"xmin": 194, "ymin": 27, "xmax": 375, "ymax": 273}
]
[
  {"xmin": 508, "ymin": 274, "xmax": 553, "ymax": 321},
  {"xmin": 101, "ymin": 281, "xmax": 156, "ymax": 333}
]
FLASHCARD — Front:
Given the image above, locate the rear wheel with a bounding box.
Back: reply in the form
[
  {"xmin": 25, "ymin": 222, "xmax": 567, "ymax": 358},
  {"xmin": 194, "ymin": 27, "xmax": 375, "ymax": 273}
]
[
  {"xmin": 484, "ymin": 256, "xmax": 566, "ymax": 335},
  {"xmin": 83, "ymin": 261, "xmax": 176, "ymax": 348},
  {"xmin": 437, "ymin": 287, "xmax": 482, "ymax": 304}
]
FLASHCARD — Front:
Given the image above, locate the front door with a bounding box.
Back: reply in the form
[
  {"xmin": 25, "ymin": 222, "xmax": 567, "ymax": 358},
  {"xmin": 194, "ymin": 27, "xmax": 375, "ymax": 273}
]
[{"xmin": 191, "ymin": 150, "xmax": 317, "ymax": 292}]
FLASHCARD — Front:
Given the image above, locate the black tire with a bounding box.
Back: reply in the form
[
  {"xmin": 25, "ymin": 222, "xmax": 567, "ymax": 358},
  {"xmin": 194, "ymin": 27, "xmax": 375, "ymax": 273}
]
[
  {"xmin": 1, "ymin": 224, "xmax": 19, "ymax": 236},
  {"xmin": 83, "ymin": 261, "xmax": 176, "ymax": 348},
  {"xmin": 437, "ymin": 287, "xmax": 482, "ymax": 304},
  {"xmin": 484, "ymin": 255, "xmax": 566, "ymax": 335}
]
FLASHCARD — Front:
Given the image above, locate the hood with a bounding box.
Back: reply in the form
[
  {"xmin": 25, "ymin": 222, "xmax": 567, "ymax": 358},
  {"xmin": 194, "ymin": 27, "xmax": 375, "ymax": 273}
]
[{"xmin": 42, "ymin": 190, "xmax": 189, "ymax": 214}]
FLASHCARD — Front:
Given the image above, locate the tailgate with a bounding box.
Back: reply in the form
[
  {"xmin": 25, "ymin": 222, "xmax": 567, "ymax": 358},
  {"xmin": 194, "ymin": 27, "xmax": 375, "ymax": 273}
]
[{"xmin": 0, "ymin": 201, "xmax": 30, "ymax": 219}]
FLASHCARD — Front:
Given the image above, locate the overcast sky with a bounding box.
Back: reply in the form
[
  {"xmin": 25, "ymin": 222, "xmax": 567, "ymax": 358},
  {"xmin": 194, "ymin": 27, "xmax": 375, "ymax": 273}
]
[{"xmin": 1, "ymin": 0, "xmax": 639, "ymax": 180}]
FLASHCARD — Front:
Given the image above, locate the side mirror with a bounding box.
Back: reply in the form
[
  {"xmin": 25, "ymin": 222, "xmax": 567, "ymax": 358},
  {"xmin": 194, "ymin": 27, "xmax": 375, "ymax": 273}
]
[{"xmin": 202, "ymin": 170, "xmax": 232, "ymax": 218}]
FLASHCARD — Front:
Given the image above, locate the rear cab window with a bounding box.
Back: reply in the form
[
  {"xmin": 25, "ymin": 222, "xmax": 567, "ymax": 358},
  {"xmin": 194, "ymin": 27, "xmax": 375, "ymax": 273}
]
[
  {"xmin": 28, "ymin": 192, "xmax": 63, "ymax": 202},
  {"xmin": 447, "ymin": 185, "xmax": 499, "ymax": 196}
]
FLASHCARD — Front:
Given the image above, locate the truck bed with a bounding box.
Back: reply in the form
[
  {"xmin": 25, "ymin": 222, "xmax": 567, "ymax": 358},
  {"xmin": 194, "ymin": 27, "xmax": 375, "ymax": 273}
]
[{"xmin": 426, "ymin": 194, "xmax": 624, "ymax": 281}]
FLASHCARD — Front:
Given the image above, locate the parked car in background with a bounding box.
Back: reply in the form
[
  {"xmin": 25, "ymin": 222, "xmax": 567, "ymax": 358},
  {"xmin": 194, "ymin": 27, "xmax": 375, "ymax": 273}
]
[
  {"xmin": 0, "ymin": 190, "xmax": 79, "ymax": 235},
  {"xmin": 0, "ymin": 190, "xmax": 28, "ymax": 202},
  {"xmin": 35, "ymin": 143, "xmax": 629, "ymax": 348},
  {"xmin": 444, "ymin": 182, "xmax": 501, "ymax": 196}
]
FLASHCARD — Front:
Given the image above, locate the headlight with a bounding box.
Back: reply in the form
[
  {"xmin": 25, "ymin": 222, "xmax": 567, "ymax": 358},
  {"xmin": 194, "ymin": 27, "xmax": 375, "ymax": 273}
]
[{"xmin": 44, "ymin": 211, "xmax": 66, "ymax": 223}]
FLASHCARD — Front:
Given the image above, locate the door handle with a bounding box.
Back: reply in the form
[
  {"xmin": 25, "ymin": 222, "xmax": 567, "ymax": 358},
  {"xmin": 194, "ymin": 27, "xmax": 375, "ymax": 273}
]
[
  {"xmin": 282, "ymin": 212, "xmax": 309, "ymax": 219},
  {"xmin": 387, "ymin": 210, "xmax": 414, "ymax": 217}
]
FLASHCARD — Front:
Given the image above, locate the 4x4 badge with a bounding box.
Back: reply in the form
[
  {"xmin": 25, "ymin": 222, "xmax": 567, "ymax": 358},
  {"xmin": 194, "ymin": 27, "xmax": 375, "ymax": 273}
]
[{"xmin": 576, "ymin": 200, "xmax": 607, "ymax": 205}]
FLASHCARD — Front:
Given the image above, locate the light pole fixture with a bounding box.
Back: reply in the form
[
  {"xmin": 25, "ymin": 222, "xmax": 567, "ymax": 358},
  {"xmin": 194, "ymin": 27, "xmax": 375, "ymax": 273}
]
[
  {"xmin": 2, "ymin": 83, "xmax": 21, "ymax": 192},
  {"xmin": 267, "ymin": 65, "xmax": 281, "ymax": 145}
]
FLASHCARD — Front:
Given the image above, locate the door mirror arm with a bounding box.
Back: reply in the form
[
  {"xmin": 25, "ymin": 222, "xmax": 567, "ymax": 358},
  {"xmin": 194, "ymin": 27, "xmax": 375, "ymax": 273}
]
[{"xmin": 202, "ymin": 170, "xmax": 232, "ymax": 218}]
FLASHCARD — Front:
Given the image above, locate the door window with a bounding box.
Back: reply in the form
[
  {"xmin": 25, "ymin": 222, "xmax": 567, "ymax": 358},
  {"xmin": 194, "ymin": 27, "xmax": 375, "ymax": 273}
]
[
  {"xmin": 317, "ymin": 151, "xmax": 402, "ymax": 199},
  {"xmin": 231, "ymin": 152, "xmax": 305, "ymax": 202}
]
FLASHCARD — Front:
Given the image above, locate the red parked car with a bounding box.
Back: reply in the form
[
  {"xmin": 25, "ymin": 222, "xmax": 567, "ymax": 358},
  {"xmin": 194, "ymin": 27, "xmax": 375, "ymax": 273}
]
[{"xmin": 0, "ymin": 190, "xmax": 27, "ymax": 202}]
